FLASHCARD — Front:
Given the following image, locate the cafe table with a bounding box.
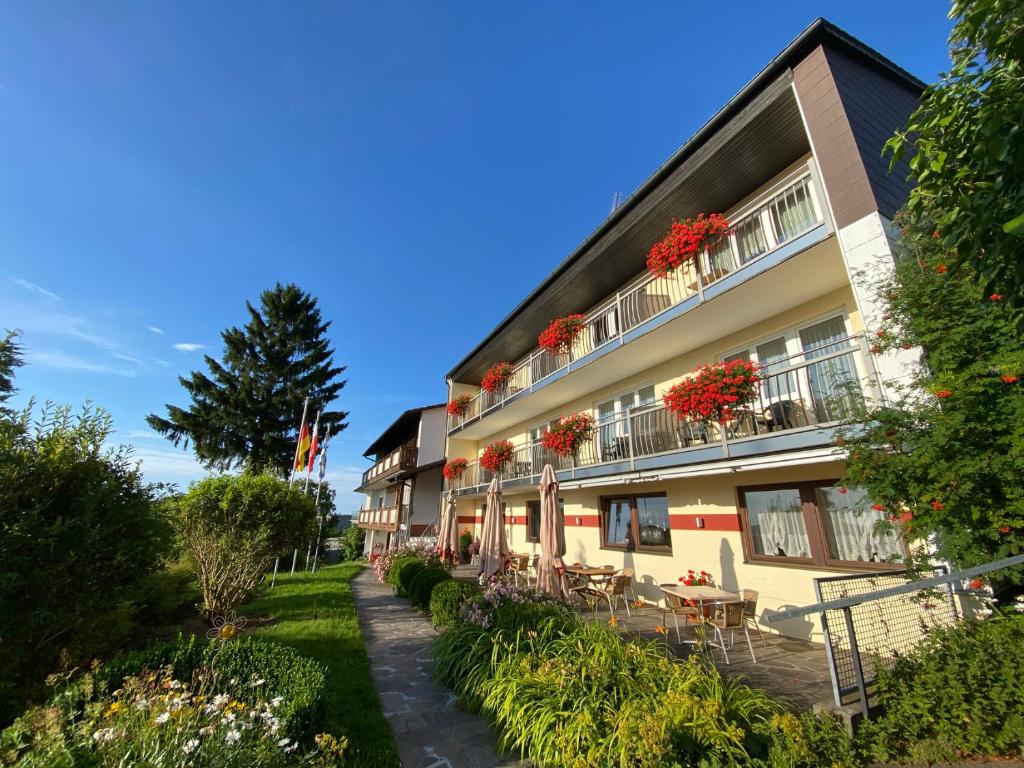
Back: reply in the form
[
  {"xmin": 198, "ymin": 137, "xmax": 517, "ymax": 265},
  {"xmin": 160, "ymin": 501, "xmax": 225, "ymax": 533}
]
[
  {"xmin": 563, "ymin": 564, "xmax": 615, "ymax": 588},
  {"xmin": 659, "ymin": 584, "xmax": 742, "ymax": 655}
]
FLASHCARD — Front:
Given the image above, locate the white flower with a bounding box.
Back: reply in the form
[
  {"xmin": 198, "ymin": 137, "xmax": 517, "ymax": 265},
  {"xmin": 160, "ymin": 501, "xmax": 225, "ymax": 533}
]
[
  {"xmin": 183, "ymin": 738, "xmax": 200, "ymax": 753},
  {"xmin": 277, "ymin": 738, "xmax": 292, "ymax": 748},
  {"xmin": 223, "ymin": 712, "xmax": 236, "ymax": 723},
  {"xmin": 977, "ymin": 607, "xmax": 993, "ymax": 619},
  {"xmin": 134, "ymin": 698, "xmax": 150, "ymax": 710},
  {"xmin": 1015, "ymin": 597, "xmax": 1024, "ymax": 613},
  {"xmin": 199, "ymin": 726, "xmax": 215, "ymax": 736},
  {"xmin": 285, "ymin": 741, "xmax": 299, "ymax": 754},
  {"xmin": 155, "ymin": 712, "xmax": 170, "ymax": 725},
  {"xmin": 225, "ymin": 728, "xmax": 241, "ymax": 744},
  {"xmin": 250, "ymin": 678, "xmax": 266, "ymax": 687},
  {"xmin": 212, "ymin": 693, "xmax": 230, "ymax": 707},
  {"xmin": 270, "ymin": 696, "xmax": 283, "ymax": 708},
  {"xmin": 92, "ymin": 728, "xmax": 116, "ymax": 743}
]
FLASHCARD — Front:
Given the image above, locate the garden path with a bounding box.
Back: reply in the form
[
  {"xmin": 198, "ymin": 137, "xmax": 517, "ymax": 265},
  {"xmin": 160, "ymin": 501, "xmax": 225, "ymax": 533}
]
[{"xmin": 351, "ymin": 568, "xmax": 527, "ymax": 768}]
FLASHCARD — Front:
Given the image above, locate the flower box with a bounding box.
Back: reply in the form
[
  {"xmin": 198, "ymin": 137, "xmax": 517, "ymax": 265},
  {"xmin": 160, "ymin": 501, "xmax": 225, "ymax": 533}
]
[
  {"xmin": 481, "ymin": 362, "xmax": 514, "ymax": 393},
  {"xmin": 443, "ymin": 457, "xmax": 469, "ymax": 480},
  {"xmin": 541, "ymin": 412, "xmax": 596, "ymax": 457},
  {"xmin": 647, "ymin": 213, "xmax": 730, "ymax": 278},
  {"xmin": 447, "ymin": 394, "xmax": 473, "ymax": 417},
  {"xmin": 538, "ymin": 314, "xmax": 587, "ymax": 354},
  {"xmin": 663, "ymin": 359, "xmax": 761, "ymax": 424},
  {"xmin": 480, "ymin": 440, "xmax": 515, "ymax": 472}
]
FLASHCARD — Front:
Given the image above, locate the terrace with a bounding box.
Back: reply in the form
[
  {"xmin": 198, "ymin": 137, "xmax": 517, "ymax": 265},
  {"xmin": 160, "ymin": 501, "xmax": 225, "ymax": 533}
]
[
  {"xmin": 448, "ymin": 164, "xmax": 832, "ymax": 437},
  {"xmin": 358, "ymin": 443, "xmax": 418, "ymax": 490},
  {"xmin": 355, "ymin": 504, "xmax": 402, "ymax": 532},
  {"xmin": 446, "ymin": 333, "xmax": 879, "ymax": 495}
]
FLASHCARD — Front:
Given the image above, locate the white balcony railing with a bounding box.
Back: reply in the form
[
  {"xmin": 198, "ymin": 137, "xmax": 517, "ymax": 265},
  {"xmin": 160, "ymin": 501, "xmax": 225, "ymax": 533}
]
[
  {"xmin": 444, "ymin": 335, "xmax": 874, "ymax": 492},
  {"xmin": 448, "ymin": 165, "xmax": 826, "ymax": 433},
  {"xmin": 356, "ymin": 504, "xmax": 402, "ymax": 530}
]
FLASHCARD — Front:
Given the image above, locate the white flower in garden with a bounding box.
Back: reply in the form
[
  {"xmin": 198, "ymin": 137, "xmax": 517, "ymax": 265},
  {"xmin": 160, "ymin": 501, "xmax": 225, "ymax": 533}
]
[
  {"xmin": 270, "ymin": 696, "xmax": 283, "ymax": 708},
  {"xmin": 223, "ymin": 712, "xmax": 236, "ymax": 723},
  {"xmin": 277, "ymin": 738, "xmax": 292, "ymax": 748},
  {"xmin": 225, "ymin": 728, "xmax": 241, "ymax": 745},
  {"xmin": 977, "ymin": 607, "xmax": 993, "ymax": 619},
  {"xmin": 199, "ymin": 726, "xmax": 214, "ymax": 736},
  {"xmin": 92, "ymin": 728, "xmax": 116, "ymax": 743},
  {"xmin": 155, "ymin": 712, "xmax": 170, "ymax": 725},
  {"xmin": 250, "ymin": 678, "xmax": 266, "ymax": 686},
  {"xmin": 135, "ymin": 698, "xmax": 150, "ymax": 710},
  {"xmin": 285, "ymin": 741, "xmax": 299, "ymax": 753},
  {"xmin": 1015, "ymin": 596, "xmax": 1024, "ymax": 613},
  {"xmin": 213, "ymin": 693, "xmax": 230, "ymax": 707},
  {"xmin": 183, "ymin": 738, "xmax": 200, "ymax": 753}
]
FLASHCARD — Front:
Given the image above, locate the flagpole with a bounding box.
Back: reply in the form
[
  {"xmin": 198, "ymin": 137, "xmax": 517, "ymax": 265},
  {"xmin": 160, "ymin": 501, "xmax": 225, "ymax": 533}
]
[
  {"xmin": 310, "ymin": 426, "xmax": 332, "ymax": 574},
  {"xmin": 293, "ymin": 410, "xmax": 321, "ymax": 574},
  {"xmin": 289, "ymin": 396, "xmax": 310, "ymax": 489}
]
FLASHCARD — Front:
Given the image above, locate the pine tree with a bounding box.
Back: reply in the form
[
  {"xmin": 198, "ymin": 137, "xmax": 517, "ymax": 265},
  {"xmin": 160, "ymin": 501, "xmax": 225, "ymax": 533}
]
[
  {"xmin": 147, "ymin": 283, "xmax": 347, "ymax": 475},
  {"xmin": 0, "ymin": 330, "xmax": 23, "ymax": 414}
]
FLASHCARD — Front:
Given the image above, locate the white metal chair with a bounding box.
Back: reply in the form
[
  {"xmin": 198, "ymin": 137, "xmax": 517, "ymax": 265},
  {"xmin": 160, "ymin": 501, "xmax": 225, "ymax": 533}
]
[{"xmin": 708, "ymin": 600, "xmax": 757, "ymax": 664}]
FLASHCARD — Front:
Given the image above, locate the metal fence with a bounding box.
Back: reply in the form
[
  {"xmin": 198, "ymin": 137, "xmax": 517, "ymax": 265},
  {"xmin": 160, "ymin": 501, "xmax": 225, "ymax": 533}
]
[{"xmin": 815, "ymin": 567, "xmax": 958, "ymax": 708}]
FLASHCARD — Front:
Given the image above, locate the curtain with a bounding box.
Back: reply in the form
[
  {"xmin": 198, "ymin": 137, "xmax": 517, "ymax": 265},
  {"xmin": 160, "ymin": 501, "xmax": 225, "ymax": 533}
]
[
  {"xmin": 800, "ymin": 316, "xmax": 858, "ymax": 422},
  {"xmin": 816, "ymin": 487, "xmax": 903, "ymax": 563},
  {"xmin": 746, "ymin": 488, "xmax": 811, "ymax": 558}
]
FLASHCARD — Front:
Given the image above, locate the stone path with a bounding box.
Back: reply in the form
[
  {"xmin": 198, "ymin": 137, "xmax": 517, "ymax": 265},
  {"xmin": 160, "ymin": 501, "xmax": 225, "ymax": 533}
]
[{"xmin": 350, "ymin": 568, "xmax": 526, "ymax": 768}]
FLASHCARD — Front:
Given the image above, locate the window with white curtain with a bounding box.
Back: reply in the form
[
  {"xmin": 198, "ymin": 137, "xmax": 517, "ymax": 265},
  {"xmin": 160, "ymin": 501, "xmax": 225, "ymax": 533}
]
[{"xmin": 739, "ymin": 482, "xmax": 905, "ymax": 569}]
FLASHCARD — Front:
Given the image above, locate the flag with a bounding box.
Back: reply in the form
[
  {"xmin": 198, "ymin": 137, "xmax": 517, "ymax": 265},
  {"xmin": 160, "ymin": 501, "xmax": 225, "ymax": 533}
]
[
  {"xmin": 294, "ymin": 421, "xmax": 311, "ymax": 471},
  {"xmin": 318, "ymin": 429, "xmax": 331, "ymax": 481},
  {"xmin": 307, "ymin": 428, "xmax": 319, "ymax": 473}
]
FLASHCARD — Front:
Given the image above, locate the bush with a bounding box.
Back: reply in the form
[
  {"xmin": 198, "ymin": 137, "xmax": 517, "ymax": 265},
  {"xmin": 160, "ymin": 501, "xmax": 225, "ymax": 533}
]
[
  {"xmin": 389, "ymin": 558, "xmax": 426, "ymax": 598},
  {"xmin": 429, "ymin": 581, "xmax": 480, "ymax": 628},
  {"xmin": 459, "ymin": 581, "xmax": 573, "ymax": 631},
  {"xmin": 458, "ymin": 531, "xmax": 472, "ymax": 561},
  {"xmin": 374, "ymin": 542, "xmax": 450, "ymax": 584},
  {"xmin": 339, "ymin": 525, "xmax": 365, "ymax": 562},
  {"xmin": 0, "ymin": 403, "xmax": 169, "ymax": 725},
  {"xmin": 0, "ymin": 639, "xmax": 345, "ymax": 767},
  {"xmin": 408, "ymin": 568, "xmax": 451, "ymax": 611},
  {"xmin": 170, "ymin": 475, "xmax": 317, "ymax": 619},
  {"xmin": 855, "ymin": 614, "xmax": 1024, "ymax": 764}
]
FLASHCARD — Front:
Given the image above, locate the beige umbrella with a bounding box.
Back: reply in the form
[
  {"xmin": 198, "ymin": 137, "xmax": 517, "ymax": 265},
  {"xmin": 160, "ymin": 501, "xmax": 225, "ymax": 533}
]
[
  {"xmin": 437, "ymin": 489, "xmax": 460, "ymax": 564},
  {"xmin": 478, "ymin": 476, "xmax": 509, "ymax": 582},
  {"xmin": 536, "ymin": 464, "xmax": 569, "ymax": 599}
]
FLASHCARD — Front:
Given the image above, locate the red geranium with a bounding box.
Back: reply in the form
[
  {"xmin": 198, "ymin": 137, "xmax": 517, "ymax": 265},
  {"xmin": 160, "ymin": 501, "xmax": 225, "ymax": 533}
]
[
  {"xmin": 447, "ymin": 394, "xmax": 473, "ymax": 417},
  {"xmin": 443, "ymin": 457, "xmax": 468, "ymax": 480},
  {"xmin": 480, "ymin": 440, "xmax": 515, "ymax": 472},
  {"xmin": 1002, "ymin": 374, "xmax": 1019, "ymax": 384},
  {"xmin": 541, "ymin": 412, "xmax": 595, "ymax": 457},
  {"xmin": 679, "ymin": 569, "xmax": 714, "ymax": 587},
  {"xmin": 647, "ymin": 213, "xmax": 730, "ymax": 278},
  {"xmin": 538, "ymin": 314, "xmax": 587, "ymax": 354},
  {"xmin": 481, "ymin": 362, "xmax": 514, "ymax": 393},
  {"xmin": 663, "ymin": 359, "xmax": 761, "ymax": 424}
]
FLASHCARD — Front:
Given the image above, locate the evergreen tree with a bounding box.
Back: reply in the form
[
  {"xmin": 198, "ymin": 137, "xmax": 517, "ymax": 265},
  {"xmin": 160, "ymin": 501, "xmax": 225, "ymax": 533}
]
[
  {"xmin": 147, "ymin": 283, "xmax": 347, "ymax": 475},
  {"xmin": 0, "ymin": 330, "xmax": 23, "ymax": 414}
]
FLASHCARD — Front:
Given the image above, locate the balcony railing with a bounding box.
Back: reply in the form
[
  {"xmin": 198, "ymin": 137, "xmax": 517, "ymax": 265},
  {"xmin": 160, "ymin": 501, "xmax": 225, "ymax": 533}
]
[
  {"xmin": 448, "ymin": 165, "xmax": 826, "ymax": 433},
  {"xmin": 445, "ymin": 335, "xmax": 874, "ymax": 492},
  {"xmin": 355, "ymin": 504, "xmax": 402, "ymax": 531},
  {"xmin": 360, "ymin": 444, "xmax": 418, "ymax": 487}
]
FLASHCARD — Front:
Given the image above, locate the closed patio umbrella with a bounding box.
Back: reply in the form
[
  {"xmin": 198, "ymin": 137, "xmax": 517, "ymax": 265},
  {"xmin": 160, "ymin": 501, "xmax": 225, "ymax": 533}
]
[
  {"xmin": 536, "ymin": 464, "xmax": 569, "ymax": 599},
  {"xmin": 478, "ymin": 476, "xmax": 509, "ymax": 582},
  {"xmin": 438, "ymin": 489, "xmax": 459, "ymax": 564}
]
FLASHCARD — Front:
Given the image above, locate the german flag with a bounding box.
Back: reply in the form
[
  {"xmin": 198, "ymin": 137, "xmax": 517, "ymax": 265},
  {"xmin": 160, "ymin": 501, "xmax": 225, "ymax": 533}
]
[{"xmin": 294, "ymin": 422, "xmax": 311, "ymax": 470}]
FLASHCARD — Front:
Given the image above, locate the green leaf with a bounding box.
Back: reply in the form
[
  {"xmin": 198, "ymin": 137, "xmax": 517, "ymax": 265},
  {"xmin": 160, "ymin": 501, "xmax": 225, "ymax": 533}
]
[{"xmin": 1003, "ymin": 211, "xmax": 1024, "ymax": 235}]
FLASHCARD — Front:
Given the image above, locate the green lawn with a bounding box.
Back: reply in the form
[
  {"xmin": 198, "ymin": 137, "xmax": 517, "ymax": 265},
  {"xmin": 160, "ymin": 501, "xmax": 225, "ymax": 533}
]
[{"xmin": 239, "ymin": 563, "xmax": 399, "ymax": 768}]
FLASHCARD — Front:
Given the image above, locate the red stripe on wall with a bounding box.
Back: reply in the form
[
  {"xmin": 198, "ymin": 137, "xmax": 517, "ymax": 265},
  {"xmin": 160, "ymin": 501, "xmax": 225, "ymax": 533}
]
[
  {"xmin": 669, "ymin": 514, "xmax": 742, "ymax": 532},
  {"xmin": 566, "ymin": 515, "xmax": 600, "ymax": 528},
  {"xmin": 456, "ymin": 516, "xmax": 483, "ymax": 524}
]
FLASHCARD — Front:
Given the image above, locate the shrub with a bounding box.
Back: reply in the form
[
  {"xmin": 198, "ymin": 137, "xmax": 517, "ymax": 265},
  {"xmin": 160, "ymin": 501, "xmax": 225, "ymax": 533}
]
[
  {"xmin": 459, "ymin": 581, "xmax": 572, "ymax": 630},
  {"xmin": 855, "ymin": 614, "xmax": 1024, "ymax": 764},
  {"xmin": 429, "ymin": 580, "xmax": 480, "ymax": 628},
  {"xmin": 374, "ymin": 542, "xmax": 449, "ymax": 584},
  {"xmin": 458, "ymin": 531, "xmax": 472, "ymax": 560},
  {"xmin": 338, "ymin": 524, "xmax": 365, "ymax": 562},
  {"xmin": 170, "ymin": 475, "xmax": 317, "ymax": 619},
  {"xmin": 0, "ymin": 655, "xmax": 345, "ymax": 767},
  {"xmin": 0, "ymin": 403, "xmax": 169, "ymax": 725},
  {"xmin": 389, "ymin": 558, "xmax": 426, "ymax": 598},
  {"xmin": 408, "ymin": 568, "xmax": 451, "ymax": 610}
]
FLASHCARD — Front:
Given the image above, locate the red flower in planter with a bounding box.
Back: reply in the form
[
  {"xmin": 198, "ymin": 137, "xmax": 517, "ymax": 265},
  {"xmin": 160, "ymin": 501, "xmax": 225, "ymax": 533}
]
[
  {"xmin": 447, "ymin": 394, "xmax": 473, "ymax": 417},
  {"xmin": 930, "ymin": 500, "xmax": 944, "ymax": 511},
  {"xmin": 663, "ymin": 359, "xmax": 761, "ymax": 424},
  {"xmin": 480, "ymin": 440, "xmax": 515, "ymax": 472},
  {"xmin": 481, "ymin": 362, "xmax": 514, "ymax": 393},
  {"xmin": 443, "ymin": 458, "xmax": 469, "ymax": 480},
  {"xmin": 541, "ymin": 412, "xmax": 596, "ymax": 457},
  {"xmin": 538, "ymin": 314, "xmax": 587, "ymax": 354},
  {"xmin": 872, "ymin": 503, "xmax": 886, "ymax": 512},
  {"xmin": 875, "ymin": 329, "xmax": 886, "ymax": 338},
  {"xmin": 679, "ymin": 569, "xmax": 714, "ymax": 586},
  {"xmin": 871, "ymin": 345, "xmax": 882, "ymax": 354},
  {"xmin": 969, "ymin": 578, "xmax": 985, "ymax": 590},
  {"xmin": 990, "ymin": 294, "xmax": 1005, "ymax": 301},
  {"xmin": 647, "ymin": 213, "xmax": 730, "ymax": 278}
]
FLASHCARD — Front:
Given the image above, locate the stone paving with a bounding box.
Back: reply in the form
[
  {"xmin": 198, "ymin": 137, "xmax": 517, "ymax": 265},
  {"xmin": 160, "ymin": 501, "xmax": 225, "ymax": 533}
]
[{"xmin": 350, "ymin": 568, "xmax": 526, "ymax": 768}]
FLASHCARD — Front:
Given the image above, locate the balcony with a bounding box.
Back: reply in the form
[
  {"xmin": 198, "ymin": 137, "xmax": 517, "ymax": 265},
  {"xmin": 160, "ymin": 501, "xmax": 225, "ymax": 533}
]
[
  {"xmin": 355, "ymin": 504, "xmax": 402, "ymax": 531},
  {"xmin": 448, "ymin": 165, "xmax": 830, "ymax": 436},
  {"xmin": 359, "ymin": 444, "xmax": 418, "ymax": 489},
  {"xmin": 445, "ymin": 336, "xmax": 877, "ymax": 495}
]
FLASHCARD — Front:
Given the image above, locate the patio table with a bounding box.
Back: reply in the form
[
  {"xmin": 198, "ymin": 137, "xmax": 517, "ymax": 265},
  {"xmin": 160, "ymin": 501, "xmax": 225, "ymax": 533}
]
[
  {"xmin": 659, "ymin": 585, "xmax": 742, "ymax": 656},
  {"xmin": 563, "ymin": 564, "xmax": 615, "ymax": 585}
]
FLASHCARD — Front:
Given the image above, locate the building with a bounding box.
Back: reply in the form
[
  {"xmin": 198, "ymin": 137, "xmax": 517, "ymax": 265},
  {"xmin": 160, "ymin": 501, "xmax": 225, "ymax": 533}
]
[
  {"xmin": 441, "ymin": 19, "xmax": 921, "ymax": 641},
  {"xmin": 355, "ymin": 404, "xmax": 447, "ymax": 557}
]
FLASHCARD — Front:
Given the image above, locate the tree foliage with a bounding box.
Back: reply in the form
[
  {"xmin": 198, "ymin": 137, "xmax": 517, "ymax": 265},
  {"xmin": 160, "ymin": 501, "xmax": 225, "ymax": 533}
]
[
  {"xmin": 169, "ymin": 475, "xmax": 317, "ymax": 618},
  {"xmin": 0, "ymin": 402, "xmax": 168, "ymax": 724},
  {"xmin": 147, "ymin": 283, "xmax": 347, "ymax": 475},
  {"xmin": 839, "ymin": 221, "xmax": 1023, "ymax": 578},
  {"xmin": 0, "ymin": 330, "xmax": 23, "ymax": 413},
  {"xmin": 886, "ymin": 0, "xmax": 1024, "ymax": 304}
]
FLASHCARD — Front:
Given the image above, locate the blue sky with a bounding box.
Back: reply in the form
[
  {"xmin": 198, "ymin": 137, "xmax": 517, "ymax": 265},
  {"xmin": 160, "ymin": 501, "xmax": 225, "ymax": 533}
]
[{"xmin": 0, "ymin": 2, "xmax": 953, "ymax": 513}]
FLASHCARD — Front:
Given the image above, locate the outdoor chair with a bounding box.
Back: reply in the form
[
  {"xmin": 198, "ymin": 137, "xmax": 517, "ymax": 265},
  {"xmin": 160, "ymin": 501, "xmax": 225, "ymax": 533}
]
[
  {"xmin": 658, "ymin": 586, "xmax": 700, "ymax": 643},
  {"xmin": 707, "ymin": 600, "xmax": 757, "ymax": 664},
  {"xmin": 509, "ymin": 554, "xmax": 530, "ymax": 587},
  {"xmin": 737, "ymin": 589, "xmax": 766, "ymax": 648},
  {"xmin": 571, "ymin": 574, "xmax": 630, "ymax": 617}
]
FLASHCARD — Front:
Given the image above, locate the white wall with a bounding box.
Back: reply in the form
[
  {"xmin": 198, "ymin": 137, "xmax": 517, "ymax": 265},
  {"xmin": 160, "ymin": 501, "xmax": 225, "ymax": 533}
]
[{"xmin": 417, "ymin": 406, "xmax": 447, "ymax": 467}]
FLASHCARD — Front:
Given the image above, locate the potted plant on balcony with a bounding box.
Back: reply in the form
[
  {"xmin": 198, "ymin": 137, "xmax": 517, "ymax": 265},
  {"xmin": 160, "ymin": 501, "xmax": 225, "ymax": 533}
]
[
  {"xmin": 538, "ymin": 314, "xmax": 587, "ymax": 354},
  {"xmin": 541, "ymin": 412, "xmax": 596, "ymax": 457},
  {"xmin": 647, "ymin": 212, "xmax": 730, "ymax": 278},
  {"xmin": 481, "ymin": 362, "xmax": 514, "ymax": 393},
  {"xmin": 447, "ymin": 394, "xmax": 473, "ymax": 418},
  {"xmin": 663, "ymin": 359, "xmax": 761, "ymax": 424},
  {"xmin": 480, "ymin": 440, "xmax": 515, "ymax": 474},
  {"xmin": 443, "ymin": 457, "xmax": 469, "ymax": 482}
]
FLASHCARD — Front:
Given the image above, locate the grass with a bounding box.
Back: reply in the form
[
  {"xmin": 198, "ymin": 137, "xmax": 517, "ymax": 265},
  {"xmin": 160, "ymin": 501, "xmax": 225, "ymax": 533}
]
[{"xmin": 239, "ymin": 563, "xmax": 400, "ymax": 768}]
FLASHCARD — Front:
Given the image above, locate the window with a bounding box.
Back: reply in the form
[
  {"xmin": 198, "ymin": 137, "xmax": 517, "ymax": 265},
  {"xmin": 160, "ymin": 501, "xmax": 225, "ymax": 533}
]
[
  {"xmin": 596, "ymin": 386, "xmax": 656, "ymax": 463},
  {"xmin": 526, "ymin": 498, "xmax": 564, "ymax": 543},
  {"xmin": 734, "ymin": 210, "xmax": 769, "ymax": 264},
  {"xmin": 600, "ymin": 494, "xmax": 672, "ymax": 553},
  {"xmin": 769, "ymin": 176, "xmax": 819, "ymax": 244},
  {"xmin": 738, "ymin": 482, "xmax": 904, "ymax": 569}
]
